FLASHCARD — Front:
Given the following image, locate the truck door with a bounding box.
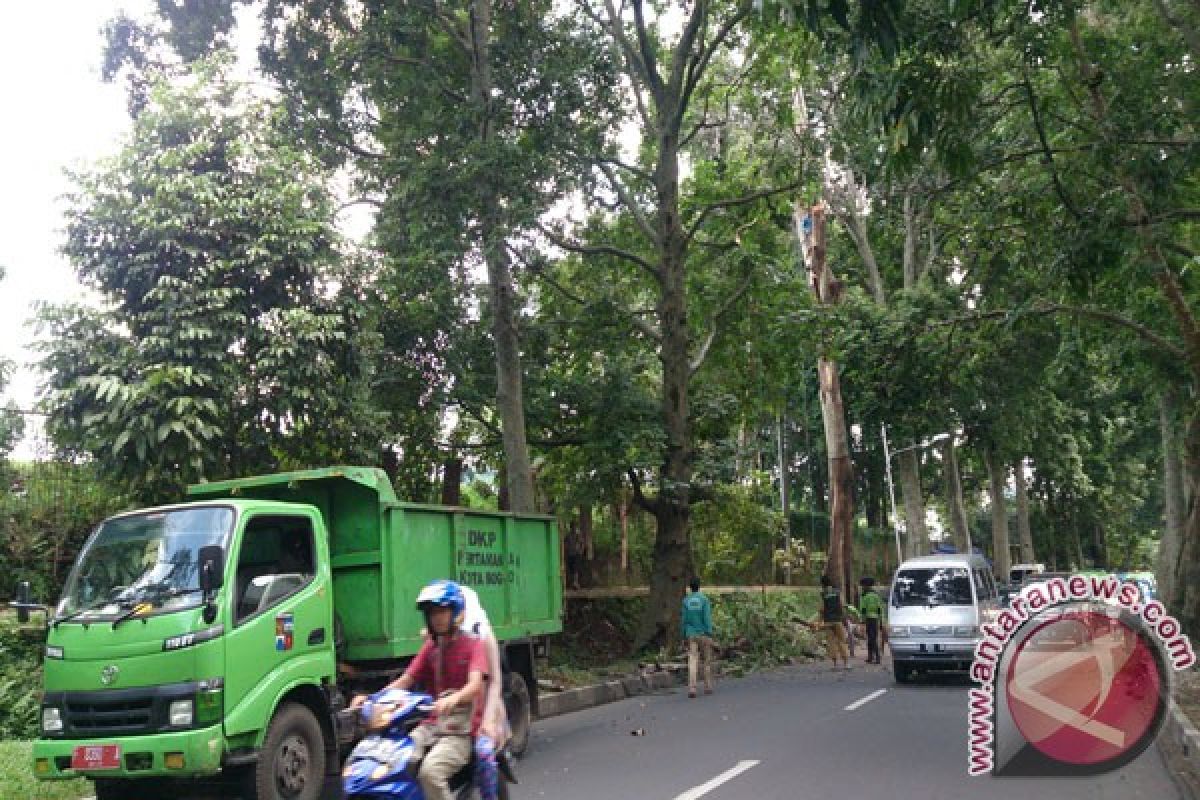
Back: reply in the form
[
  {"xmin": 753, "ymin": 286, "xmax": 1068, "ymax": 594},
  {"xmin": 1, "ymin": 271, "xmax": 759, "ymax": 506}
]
[{"xmin": 223, "ymin": 513, "xmax": 333, "ymax": 736}]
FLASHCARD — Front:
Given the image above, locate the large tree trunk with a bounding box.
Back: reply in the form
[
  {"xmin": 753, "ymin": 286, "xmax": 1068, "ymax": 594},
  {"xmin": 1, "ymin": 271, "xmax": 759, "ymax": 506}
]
[
  {"xmin": 636, "ymin": 86, "xmax": 694, "ymax": 650},
  {"xmin": 1175, "ymin": 407, "xmax": 1200, "ymax": 638},
  {"xmin": 617, "ymin": 496, "xmax": 629, "ymax": 577},
  {"xmin": 776, "ymin": 412, "xmax": 792, "ymax": 583},
  {"xmin": 985, "ymin": 448, "xmax": 1012, "ymax": 581},
  {"xmin": 942, "ymin": 439, "xmax": 971, "ymax": 553},
  {"xmin": 898, "ymin": 449, "xmax": 928, "ymax": 557},
  {"xmin": 470, "ymin": 0, "xmax": 534, "ymax": 513},
  {"xmin": 440, "ymin": 456, "xmax": 463, "ymax": 506},
  {"xmin": 1158, "ymin": 389, "xmax": 1186, "ymax": 609},
  {"xmin": 801, "ymin": 203, "xmax": 856, "ymax": 595},
  {"xmin": 1014, "ymin": 459, "xmax": 1035, "ymax": 563}
]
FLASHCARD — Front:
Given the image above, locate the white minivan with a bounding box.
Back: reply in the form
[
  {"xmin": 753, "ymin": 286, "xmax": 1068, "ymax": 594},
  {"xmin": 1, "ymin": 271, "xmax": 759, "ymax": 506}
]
[{"xmin": 887, "ymin": 553, "xmax": 1000, "ymax": 683}]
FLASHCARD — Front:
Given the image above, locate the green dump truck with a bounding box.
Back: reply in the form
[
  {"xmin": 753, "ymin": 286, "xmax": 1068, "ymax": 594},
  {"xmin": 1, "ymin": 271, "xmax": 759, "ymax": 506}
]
[{"xmin": 19, "ymin": 466, "xmax": 561, "ymax": 800}]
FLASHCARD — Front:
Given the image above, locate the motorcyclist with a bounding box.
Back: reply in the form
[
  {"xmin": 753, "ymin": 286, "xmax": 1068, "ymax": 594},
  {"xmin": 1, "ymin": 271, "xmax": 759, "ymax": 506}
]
[{"xmin": 351, "ymin": 580, "xmax": 487, "ymax": 800}]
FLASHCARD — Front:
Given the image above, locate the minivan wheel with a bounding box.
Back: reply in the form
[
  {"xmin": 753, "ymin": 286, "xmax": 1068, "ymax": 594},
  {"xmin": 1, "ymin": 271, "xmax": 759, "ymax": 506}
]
[{"xmin": 894, "ymin": 662, "xmax": 914, "ymax": 684}]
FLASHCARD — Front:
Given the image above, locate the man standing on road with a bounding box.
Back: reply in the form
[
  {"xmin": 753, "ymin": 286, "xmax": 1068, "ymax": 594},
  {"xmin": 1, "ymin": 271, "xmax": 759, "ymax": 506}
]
[
  {"xmin": 819, "ymin": 575, "xmax": 851, "ymax": 670},
  {"xmin": 858, "ymin": 576, "xmax": 884, "ymax": 665},
  {"xmin": 681, "ymin": 577, "xmax": 716, "ymax": 698}
]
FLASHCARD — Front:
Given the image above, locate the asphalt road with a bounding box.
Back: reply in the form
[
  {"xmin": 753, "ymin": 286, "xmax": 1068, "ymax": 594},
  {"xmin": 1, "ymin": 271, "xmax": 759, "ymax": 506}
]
[{"xmin": 514, "ymin": 661, "xmax": 1180, "ymax": 800}]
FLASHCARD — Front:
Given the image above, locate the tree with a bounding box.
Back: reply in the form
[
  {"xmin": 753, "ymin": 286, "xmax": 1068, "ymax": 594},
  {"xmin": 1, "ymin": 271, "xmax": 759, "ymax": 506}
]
[
  {"xmin": 545, "ymin": 0, "xmax": 810, "ymax": 647},
  {"xmin": 38, "ymin": 59, "xmax": 378, "ymax": 501},
  {"xmin": 247, "ymin": 1, "xmax": 620, "ymax": 513}
]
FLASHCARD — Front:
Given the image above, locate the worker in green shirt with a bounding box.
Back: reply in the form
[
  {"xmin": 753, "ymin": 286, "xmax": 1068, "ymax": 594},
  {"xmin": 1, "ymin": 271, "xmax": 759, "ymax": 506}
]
[
  {"xmin": 858, "ymin": 576, "xmax": 885, "ymax": 664},
  {"xmin": 681, "ymin": 577, "xmax": 715, "ymax": 698}
]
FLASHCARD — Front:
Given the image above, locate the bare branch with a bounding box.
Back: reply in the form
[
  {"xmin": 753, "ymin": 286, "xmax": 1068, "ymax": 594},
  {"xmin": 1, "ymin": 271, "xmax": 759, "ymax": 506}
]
[
  {"xmin": 669, "ymin": 0, "xmax": 709, "ymax": 100},
  {"xmin": 684, "ymin": 181, "xmax": 803, "ymax": 243},
  {"xmin": 430, "ymin": 6, "xmax": 473, "ymax": 56},
  {"xmin": 513, "ymin": 245, "xmax": 663, "ymax": 342},
  {"xmin": 597, "ymin": 162, "xmax": 659, "ymax": 245},
  {"xmin": 630, "ymin": 0, "xmax": 664, "ymax": 99},
  {"xmin": 627, "ymin": 467, "xmax": 660, "ymax": 514},
  {"xmin": 678, "ymin": 2, "xmax": 753, "ymax": 126},
  {"xmin": 587, "ymin": 0, "xmax": 655, "ymax": 129},
  {"xmin": 591, "ymin": 154, "xmax": 654, "ymax": 183},
  {"xmin": 689, "ymin": 274, "xmax": 753, "ymax": 375},
  {"xmin": 935, "ymin": 303, "xmax": 1186, "ymax": 360},
  {"xmin": 538, "ymin": 223, "xmax": 661, "ymax": 281}
]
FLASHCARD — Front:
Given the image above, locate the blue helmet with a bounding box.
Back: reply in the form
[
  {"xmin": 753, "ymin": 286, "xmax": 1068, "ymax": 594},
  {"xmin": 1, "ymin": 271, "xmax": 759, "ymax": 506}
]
[{"xmin": 415, "ymin": 580, "xmax": 466, "ymax": 616}]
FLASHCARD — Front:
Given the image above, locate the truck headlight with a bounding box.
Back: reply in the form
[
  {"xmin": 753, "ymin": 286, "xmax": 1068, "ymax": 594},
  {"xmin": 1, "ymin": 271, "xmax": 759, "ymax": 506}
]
[
  {"xmin": 954, "ymin": 625, "xmax": 979, "ymax": 637},
  {"xmin": 169, "ymin": 699, "xmax": 194, "ymax": 727},
  {"xmin": 888, "ymin": 625, "xmax": 908, "ymax": 638},
  {"xmin": 42, "ymin": 707, "xmax": 63, "ymax": 733}
]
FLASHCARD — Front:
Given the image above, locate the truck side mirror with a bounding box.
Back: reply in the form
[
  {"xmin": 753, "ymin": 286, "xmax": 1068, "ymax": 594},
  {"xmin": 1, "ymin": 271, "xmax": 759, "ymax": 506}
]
[
  {"xmin": 198, "ymin": 546, "xmax": 224, "ymax": 624},
  {"xmin": 198, "ymin": 546, "xmax": 225, "ymax": 593}
]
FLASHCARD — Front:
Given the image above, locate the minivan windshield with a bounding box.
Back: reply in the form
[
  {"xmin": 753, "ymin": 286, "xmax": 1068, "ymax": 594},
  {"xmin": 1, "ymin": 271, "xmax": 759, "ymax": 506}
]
[
  {"xmin": 892, "ymin": 567, "xmax": 973, "ymax": 607},
  {"xmin": 56, "ymin": 507, "xmax": 234, "ymax": 621}
]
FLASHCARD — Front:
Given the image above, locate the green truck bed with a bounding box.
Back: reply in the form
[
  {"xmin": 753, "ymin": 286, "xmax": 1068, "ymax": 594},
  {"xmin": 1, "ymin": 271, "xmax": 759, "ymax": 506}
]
[{"xmin": 188, "ymin": 466, "xmax": 562, "ymax": 661}]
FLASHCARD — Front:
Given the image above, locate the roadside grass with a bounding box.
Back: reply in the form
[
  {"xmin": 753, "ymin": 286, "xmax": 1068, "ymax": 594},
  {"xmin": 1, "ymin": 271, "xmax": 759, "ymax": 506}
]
[{"xmin": 0, "ymin": 741, "xmax": 90, "ymax": 800}]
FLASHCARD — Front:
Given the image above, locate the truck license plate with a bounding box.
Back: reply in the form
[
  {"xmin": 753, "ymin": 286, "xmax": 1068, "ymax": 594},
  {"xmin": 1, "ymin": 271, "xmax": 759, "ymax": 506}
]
[{"xmin": 71, "ymin": 744, "xmax": 121, "ymax": 770}]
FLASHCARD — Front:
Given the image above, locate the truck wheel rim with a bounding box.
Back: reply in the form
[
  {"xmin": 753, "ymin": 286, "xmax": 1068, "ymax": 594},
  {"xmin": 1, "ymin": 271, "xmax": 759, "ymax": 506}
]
[{"xmin": 277, "ymin": 733, "xmax": 311, "ymax": 795}]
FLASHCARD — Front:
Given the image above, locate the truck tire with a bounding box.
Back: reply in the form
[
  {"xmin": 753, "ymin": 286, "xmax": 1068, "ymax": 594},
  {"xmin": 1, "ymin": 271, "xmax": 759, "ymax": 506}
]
[
  {"xmin": 505, "ymin": 671, "xmax": 532, "ymax": 758},
  {"xmin": 894, "ymin": 662, "xmax": 914, "ymax": 684},
  {"xmin": 93, "ymin": 777, "xmax": 170, "ymax": 800},
  {"xmin": 246, "ymin": 701, "xmax": 326, "ymax": 800}
]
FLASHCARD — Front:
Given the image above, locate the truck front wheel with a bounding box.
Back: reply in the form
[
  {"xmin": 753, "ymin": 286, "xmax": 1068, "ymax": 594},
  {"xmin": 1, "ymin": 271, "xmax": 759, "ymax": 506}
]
[
  {"xmin": 505, "ymin": 671, "xmax": 531, "ymax": 758},
  {"xmin": 247, "ymin": 701, "xmax": 326, "ymax": 800}
]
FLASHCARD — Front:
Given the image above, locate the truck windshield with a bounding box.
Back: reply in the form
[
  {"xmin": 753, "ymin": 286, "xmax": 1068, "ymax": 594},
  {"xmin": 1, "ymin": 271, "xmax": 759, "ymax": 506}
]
[
  {"xmin": 56, "ymin": 507, "xmax": 234, "ymax": 621},
  {"xmin": 892, "ymin": 567, "xmax": 973, "ymax": 607}
]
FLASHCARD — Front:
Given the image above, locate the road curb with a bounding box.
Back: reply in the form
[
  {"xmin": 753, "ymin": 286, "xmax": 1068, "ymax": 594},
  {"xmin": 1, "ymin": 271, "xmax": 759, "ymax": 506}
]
[
  {"xmin": 537, "ymin": 668, "xmax": 687, "ymax": 719},
  {"xmin": 1159, "ymin": 699, "xmax": 1200, "ymax": 800}
]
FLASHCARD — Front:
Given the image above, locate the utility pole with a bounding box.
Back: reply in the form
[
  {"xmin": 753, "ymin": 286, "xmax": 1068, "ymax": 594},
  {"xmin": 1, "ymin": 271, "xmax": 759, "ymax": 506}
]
[{"xmin": 880, "ymin": 424, "xmax": 904, "ymax": 564}]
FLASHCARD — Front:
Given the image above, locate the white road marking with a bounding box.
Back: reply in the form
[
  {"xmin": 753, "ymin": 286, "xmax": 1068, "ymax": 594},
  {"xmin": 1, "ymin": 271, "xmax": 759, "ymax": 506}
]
[
  {"xmin": 672, "ymin": 759, "xmax": 761, "ymax": 800},
  {"xmin": 844, "ymin": 688, "xmax": 888, "ymax": 711}
]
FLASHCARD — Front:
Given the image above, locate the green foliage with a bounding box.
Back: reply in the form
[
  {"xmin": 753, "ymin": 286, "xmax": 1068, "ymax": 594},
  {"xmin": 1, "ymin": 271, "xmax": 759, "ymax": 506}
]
[
  {"xmin": 0, "ymin": 463, "xmax": 127, "ymax": 603},
  {"xmin": 0, "ymin": 739, "xmax": 90, "ymax": 800},
  {"xmin": 39, "ymin": 58, "xmax": 381, "ymax": 502},
  {"xmin": 691, "ymin": 481, "xmax": 786, "ymax": 584},
  {"xmin": 711, "ymin": 591, "xmax": 824, "ymax": 673},
  {"xmin": 0, "ymin": 625, "xmax": 45, "ymax": 739}
]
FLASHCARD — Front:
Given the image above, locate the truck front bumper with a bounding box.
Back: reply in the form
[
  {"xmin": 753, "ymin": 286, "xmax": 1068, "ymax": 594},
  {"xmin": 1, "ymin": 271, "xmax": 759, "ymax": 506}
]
[{"xmin": 32, "ymin": 724, "xmax": 225, "ymax": 781}]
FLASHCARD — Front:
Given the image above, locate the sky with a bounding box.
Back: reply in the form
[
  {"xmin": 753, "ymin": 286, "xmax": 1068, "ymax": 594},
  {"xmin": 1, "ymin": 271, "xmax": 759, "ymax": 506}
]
[
  {"xmin": 0, "ymin": 3, "xmax": 152, "ymax": 413},
  {"xmin": 0, "ymin": 2, "xmax": 268, "ymax": 459}
]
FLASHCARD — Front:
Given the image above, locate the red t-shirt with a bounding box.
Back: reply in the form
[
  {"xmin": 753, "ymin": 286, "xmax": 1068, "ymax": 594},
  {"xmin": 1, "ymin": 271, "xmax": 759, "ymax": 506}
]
[{"xmin": 404, "ymin": 633, "xmax": 489, "ymax": 734}]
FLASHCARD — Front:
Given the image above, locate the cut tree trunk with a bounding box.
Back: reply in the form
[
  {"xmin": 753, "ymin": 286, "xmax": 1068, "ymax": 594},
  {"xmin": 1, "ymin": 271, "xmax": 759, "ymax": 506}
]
[
  {"xmin": 1014, "ymin": 460, "xmax": 1035, "ymax": 563},
  {"xmin": 898, "ymin": 449, "xmax": 928, "ymax": 557},
  {"xmin": 985, "ymin": 448, "xmax": 1012, "ymax": 581},
  {"xmin": 801, "ymin": 203, "xmax": 856, "ymax": 596},
  {"xmin": 942, "ymin": 439, "xmax": 971, "ymax": 553},
  {"xmin": 1158, "ymin": 389, "xmax": 1185, "ymax": 609}
]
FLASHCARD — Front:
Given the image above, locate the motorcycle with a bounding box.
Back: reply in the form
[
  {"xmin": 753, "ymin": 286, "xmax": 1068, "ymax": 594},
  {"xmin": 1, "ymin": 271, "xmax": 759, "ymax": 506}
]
[{"xmin": 343, "ymin": 688, "xmax": 515, "ymax": 800}]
